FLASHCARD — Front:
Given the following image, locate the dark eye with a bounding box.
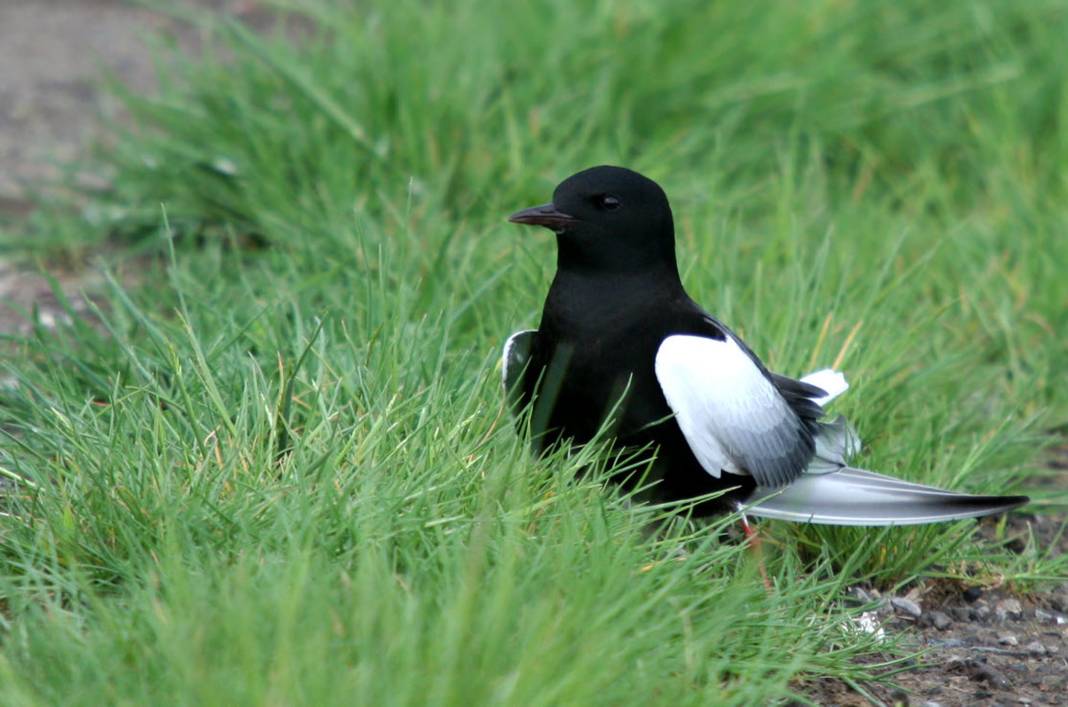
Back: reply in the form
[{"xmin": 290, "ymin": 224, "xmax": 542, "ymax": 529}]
[{"xmin": 597, "ymin": 194, "xmax": 621, "ymax": 210}]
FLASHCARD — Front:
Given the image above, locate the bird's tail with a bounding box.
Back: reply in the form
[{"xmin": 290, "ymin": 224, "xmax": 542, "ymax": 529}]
[
  {"xmin": 739, "ymin": 466, "xmax": 1029, "ymax": 526},
  {"xmin": 747, "ymin": 366, "xmax": 1028, "ymax": 525}
]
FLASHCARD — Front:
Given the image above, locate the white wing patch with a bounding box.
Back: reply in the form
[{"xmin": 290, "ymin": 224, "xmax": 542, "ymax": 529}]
[{"xmin": 654, "ymin": 334, "xmax": 811, "ymax": 487}]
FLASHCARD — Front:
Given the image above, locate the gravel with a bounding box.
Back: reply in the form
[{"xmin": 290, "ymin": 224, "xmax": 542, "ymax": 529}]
[
  {"xmin": 996, "ymin": 598, "xmax": 1024, "ymax": 622},
  {"xmin": 929, "ymin": 611, "xmax": 952, "ymax": 631},
  {"xmin": 1025, "ymin": 641, "xmax": 1047, "ymax": 656},
  {"xmin": 805, "ymin": 510, "xmax": 1068, "ymax": 706},
  {"xmin": 892, "ymin": 596, "xmax": 924, "ymax": 619}
]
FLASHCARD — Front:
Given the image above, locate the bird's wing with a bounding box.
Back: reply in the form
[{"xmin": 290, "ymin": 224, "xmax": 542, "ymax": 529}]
[
  {"xmin": 502, "ymin": 329, "xmax": 537, "ymax": 410},
  {"xmin": 738, "ymin": 466, "xmax": 1029, "ymax": 525},
  {"xmin": 769, "ymin": 369, "xmax": 859, "ymax": 472},
  {"xmin": 654, "ymin": 334, "xmax": 815, "ymax": 487}
]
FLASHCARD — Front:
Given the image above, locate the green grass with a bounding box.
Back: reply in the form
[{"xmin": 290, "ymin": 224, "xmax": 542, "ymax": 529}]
[{"xmin": 2, "ymin": 0, "xmax": 1068, "ymax": 703}]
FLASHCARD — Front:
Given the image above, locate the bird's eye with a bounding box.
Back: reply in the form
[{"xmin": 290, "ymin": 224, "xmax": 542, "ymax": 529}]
[{"xmin": 597, "ymin": 194, "xmax": 621, "ymax": 210}]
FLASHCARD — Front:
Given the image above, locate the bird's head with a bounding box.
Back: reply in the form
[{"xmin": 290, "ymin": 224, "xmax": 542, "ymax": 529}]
[{"xmin": 509, "ymin": 166, "xmax": 677, "ymax": 275}]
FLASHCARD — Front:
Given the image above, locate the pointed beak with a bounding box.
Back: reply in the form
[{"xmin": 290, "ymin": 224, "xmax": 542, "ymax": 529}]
[{"xmin": 508, "ymin": 203, "xmax": 577, "ymax": 230}]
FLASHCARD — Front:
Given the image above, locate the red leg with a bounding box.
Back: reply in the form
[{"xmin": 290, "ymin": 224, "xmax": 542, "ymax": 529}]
[{"xmin": 739, "ymin": 513, "xmax": 772, "ymax": 591}]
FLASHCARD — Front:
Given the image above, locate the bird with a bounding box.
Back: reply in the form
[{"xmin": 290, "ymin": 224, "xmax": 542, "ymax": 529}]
[{"xmin": 502, "ymin": 165, "xmax": 1029, "ymax": 526}]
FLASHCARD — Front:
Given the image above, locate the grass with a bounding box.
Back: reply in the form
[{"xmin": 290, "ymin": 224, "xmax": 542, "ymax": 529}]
[{"xmin": 2, "ymin": 0, "xmax": 1068, "ymax": 703}]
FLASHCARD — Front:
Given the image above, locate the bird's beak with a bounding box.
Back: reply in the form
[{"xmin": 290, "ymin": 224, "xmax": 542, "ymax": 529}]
[{"xmin": 508, "ymin": 203, "xmax": 577, "ymax": 230}]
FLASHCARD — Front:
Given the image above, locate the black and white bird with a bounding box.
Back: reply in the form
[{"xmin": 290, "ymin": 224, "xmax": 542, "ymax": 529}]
[{"xmin": 503, "ymin": 165, "xmax": 1028, "ymax": 525}]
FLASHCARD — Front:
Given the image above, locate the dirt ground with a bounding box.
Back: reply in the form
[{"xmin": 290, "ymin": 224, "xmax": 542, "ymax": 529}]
[
  {"xmin": 801, "ymin": 502, "xmax": 1068, "ymax": 706},
  {"xmin": 2, "ymin": 0, "xmax": 197, "ymax": 208},
  {"xmin": 1, "ymin": 3, "xmax": 1065, "ymax": 705},
  {"xmin": 0, "ymin": 0, "xmax": 263, "ymax": 333},
  {"xmin": 0, "ymin": 0, "xmax": 281, "ymax": 212}
]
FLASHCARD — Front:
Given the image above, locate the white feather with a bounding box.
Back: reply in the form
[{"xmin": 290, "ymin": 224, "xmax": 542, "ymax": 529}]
[
  {"xmin": 800, "ymin": 368, "xmax": 849, "ymax": 407},
  {"xmin": 655, "ymin": 335, "xmax": 797, "ymax": 481}
]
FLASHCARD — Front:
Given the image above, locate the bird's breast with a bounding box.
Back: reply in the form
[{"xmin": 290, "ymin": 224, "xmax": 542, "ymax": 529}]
[
  {"xmin": 530, "ymin": 272, "xmax": 701, "ymax": 446},
  {"xmin": 528, "ymin": 324, "xmax": 671, "ymax": 444}
]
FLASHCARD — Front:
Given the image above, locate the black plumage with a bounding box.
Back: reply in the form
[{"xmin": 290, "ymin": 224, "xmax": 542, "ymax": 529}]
[{"xmin": 504, "ymin": 165, "xmax": 1028, "ymax": 525}]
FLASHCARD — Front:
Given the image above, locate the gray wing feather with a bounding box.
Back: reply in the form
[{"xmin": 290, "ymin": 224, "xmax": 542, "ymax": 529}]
[
  {"xmin": 808, "ymin": 415, "xmax": 862, "ymax": 474},
  {"xmin": 738, "ymin": 466, "xmax": 1028, "ymax": 526},
  {"xmin": 728, "ymin": 411, "xmax": 812, "ymax": 487}
]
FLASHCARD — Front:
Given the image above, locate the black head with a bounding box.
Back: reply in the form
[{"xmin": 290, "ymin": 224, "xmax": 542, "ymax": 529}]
[{"xmin": 509, "ymin": 166, "xmax": 678, "ymax": 275}]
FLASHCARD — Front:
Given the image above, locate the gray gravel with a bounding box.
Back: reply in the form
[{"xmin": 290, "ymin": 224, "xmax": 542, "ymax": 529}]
[{"xmin": 892, "ymin": 596, "xmax": 924, "ymax": 619}]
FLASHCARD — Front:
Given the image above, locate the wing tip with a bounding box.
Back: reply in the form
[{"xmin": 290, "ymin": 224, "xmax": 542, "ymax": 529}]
[{"xmin": 992, "ymin": 494, "xmax": 1030, "ymax": 511}]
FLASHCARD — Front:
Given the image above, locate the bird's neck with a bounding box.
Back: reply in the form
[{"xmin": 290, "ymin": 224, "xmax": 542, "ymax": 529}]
[
  {"xmin": 555, "ymin": 233, "xmax": 680, "ymax": 280},
  {"xmin": 542, "ymin": 263, "xmax": 687, "ymax": 336}
]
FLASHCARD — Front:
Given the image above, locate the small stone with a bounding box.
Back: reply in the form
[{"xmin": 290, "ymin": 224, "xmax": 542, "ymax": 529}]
[
  {"xmin": 963, "ymin": 586, "xmax": 983, "ymax": 603},
  {"xmin": 971, "ymin": 662, "xmax": 1011, "ymax": 690},
  {"xmin": 995, "ymin": 598, "xmax": 1023, "ymax": 622},
  {"xmin": 997, "ymin": 633, "xmax": 1019, "ymax": 646},
  {"xmin": 846, "ymin": 586, "xmax": 872, "ymax": 605},
  {"xmin": 1025, "ymin": 641, "xmax": 1046, "ymax": 656},
  {"xmin": 891, "ymin": 596, "xmax": 923, "ymax": 618},
  {"xmin": 1035, "ymin": 608, "xmax": 1068, "ymax": 625},
  {"xmin": 974, "ymin": 603, "xmax": 992, "ymax": 621},
  {"xmin": 950, "ymin": 607, "xmax": 971, "ymax": 622},
  {"xmin": 930, "ymin": 610, "xmax": 952, "ymax": 630},
  {"xmin": 923, "ymin": 702, "xmax": 943, "ymax": 707}
]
